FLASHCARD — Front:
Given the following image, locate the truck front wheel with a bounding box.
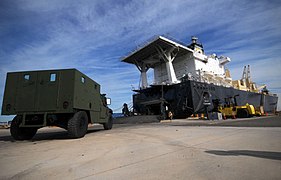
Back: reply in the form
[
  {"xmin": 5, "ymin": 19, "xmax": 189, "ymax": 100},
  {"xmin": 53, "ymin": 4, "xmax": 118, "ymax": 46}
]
[
  {"xmin": 10, "ymin": 116, "xmax": 38, "ymax": 140},
  {"xmin": 103, "ymin": 115, "xmax": 113, "ymax": 130},
  {"xmin": 67, "ymin": 111, "xmax": 88, "ymax": 138}
]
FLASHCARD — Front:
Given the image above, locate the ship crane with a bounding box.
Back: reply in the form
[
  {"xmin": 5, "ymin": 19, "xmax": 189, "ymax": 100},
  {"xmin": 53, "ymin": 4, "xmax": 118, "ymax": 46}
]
[
  {"xmin": 256, "ymin": 84, "xmax": 269, "ymax": 94},
  {"xmin": 240, "ymin": 65, "xmax": 257, "ymax": 92},
  {"xmin": 241, "ymin": 66, "xmax": 247, "ymax": 86}
]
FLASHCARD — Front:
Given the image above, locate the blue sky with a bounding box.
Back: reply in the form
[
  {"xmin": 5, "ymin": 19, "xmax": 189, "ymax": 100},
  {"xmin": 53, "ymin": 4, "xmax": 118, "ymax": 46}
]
[{"xmin": 0, "ymin": 0, "xmax": 281, "ymax": 121}]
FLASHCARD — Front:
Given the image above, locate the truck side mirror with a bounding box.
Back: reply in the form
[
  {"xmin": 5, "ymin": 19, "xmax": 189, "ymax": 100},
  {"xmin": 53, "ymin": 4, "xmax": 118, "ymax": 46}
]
[{"xmin": 106, "ymin": 98, "xmax": 111, "ymax": 105}]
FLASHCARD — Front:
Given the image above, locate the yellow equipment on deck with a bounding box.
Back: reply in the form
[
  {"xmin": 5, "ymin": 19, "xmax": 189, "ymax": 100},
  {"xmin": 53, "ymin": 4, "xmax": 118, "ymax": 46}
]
[{"xmin": 219, "ymin": 95, "xmax": 257, "ymax": 118}]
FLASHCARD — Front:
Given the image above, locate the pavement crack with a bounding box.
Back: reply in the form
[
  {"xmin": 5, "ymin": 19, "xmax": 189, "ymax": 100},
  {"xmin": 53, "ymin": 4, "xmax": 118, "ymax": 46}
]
[
  {"xmin": 76, "ymin": 147, "xmax": 186, "ymax": 179},
  {"xmin": 9, "ymin": 163, "xmax": 43, "ymax": 180}
]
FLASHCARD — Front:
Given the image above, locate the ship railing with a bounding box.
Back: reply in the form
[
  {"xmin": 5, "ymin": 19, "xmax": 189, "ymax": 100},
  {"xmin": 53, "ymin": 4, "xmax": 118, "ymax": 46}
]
[{"xmin": 179, "ymin": 70, "xmax": 234, "ymax": 88}]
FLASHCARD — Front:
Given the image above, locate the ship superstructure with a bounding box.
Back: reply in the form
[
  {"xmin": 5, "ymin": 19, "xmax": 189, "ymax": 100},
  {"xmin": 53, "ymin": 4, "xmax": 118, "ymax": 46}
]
[{"xmin": 122, "ymin": 36, "xmax": 278, "ymax": 118}]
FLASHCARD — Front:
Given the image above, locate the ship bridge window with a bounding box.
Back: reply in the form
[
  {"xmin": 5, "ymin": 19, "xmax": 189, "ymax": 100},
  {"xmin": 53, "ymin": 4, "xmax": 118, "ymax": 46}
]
[
  {"xmin": 24, "ymin": 74, "xmax": 30, "ymax": 81},
  {"xmin": 50, "ymin": 73, "xmax": 56, "ymax": 82}
]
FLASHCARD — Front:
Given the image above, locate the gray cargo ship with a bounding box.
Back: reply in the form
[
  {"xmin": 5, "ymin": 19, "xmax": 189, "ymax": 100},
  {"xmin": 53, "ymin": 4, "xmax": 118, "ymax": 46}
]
[{"xmin": 122, "ymin": 36, "xmax": 278, "ymax": 118}]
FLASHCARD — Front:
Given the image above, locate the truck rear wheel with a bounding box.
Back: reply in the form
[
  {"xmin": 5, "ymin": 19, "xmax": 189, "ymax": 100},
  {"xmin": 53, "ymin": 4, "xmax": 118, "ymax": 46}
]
[
  {"xmin": 10, "ymin": 116, "xmax": 38, "ymax": 140},
  {"xmin": 103, "ymin": 115, "xmax": 113, "ymax": 130},
  {"xmin": 67, "ymin": 111, "xmax": 88, "ymax": 138}
]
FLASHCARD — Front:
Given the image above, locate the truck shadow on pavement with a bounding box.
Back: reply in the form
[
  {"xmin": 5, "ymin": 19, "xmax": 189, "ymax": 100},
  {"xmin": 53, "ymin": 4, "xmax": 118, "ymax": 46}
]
[
  {"xmin": 205, "ymin": 150, "xmax": 281, "ymax": 161},
  {"xmin": 0, "ymin": 129, "xmax": 102, "ymax": 142}
]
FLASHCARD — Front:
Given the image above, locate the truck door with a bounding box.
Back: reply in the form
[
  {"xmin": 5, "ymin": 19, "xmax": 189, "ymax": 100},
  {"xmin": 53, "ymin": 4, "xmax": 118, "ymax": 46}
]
[
  {"xmin": 99, "ymin": 95, "xmax": 107, "ymax": 119},
  {"xmin": 15, "ymin": 72, "xmax": 38, "ymax": 112},
  {"xmin": 36, "ymin": 71, "xmax": 59, "ymax": 111}
]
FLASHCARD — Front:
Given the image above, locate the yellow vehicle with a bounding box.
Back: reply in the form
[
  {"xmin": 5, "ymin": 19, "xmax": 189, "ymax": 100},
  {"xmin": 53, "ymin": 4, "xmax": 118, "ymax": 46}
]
[{"xmin": 219, "ymin": 95, "xmax": 256, "ymax": 118}]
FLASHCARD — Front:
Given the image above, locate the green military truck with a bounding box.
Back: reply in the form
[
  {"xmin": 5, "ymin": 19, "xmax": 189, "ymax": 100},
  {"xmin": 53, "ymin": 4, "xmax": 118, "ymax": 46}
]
[{"xmin": 1, "ymin": 69, "xmax": 113, "ymax": 140}]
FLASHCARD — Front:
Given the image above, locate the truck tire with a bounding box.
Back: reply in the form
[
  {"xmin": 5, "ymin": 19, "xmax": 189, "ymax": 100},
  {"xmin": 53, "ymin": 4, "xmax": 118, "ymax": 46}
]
[
  {"xmin": 10, "ymin": 116, "xmax": 38, "ymax": 140},
  {"xmin": 103, "ymin": 115, "xmax": 113, "ymax": 130},
  {"xmin": 67, "ymin": 111, "xmax": 88, "ymax": 138},
  {"xmin": 237, "ymin": 109, "xmax": 249, "ymax": 118}
]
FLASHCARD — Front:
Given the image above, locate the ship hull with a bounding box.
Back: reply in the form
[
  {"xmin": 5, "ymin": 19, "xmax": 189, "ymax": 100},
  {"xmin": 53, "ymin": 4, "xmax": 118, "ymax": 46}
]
[{"xmin": 132, "ymin": 80, "xmax": 278, "ymax": 118}]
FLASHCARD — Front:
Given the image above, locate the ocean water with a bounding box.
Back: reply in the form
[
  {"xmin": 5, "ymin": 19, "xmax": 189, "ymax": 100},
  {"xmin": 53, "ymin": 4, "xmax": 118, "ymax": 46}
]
[{"xmin": 112, "ymin": 113, "xmax": 124, "ymax": 118}]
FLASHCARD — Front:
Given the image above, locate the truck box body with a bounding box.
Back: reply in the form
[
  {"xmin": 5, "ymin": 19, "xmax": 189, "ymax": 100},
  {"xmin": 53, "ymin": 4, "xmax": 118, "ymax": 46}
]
[{"xmin": 2, "ymin": 69, "xmax": 108, "ymax": 125}]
